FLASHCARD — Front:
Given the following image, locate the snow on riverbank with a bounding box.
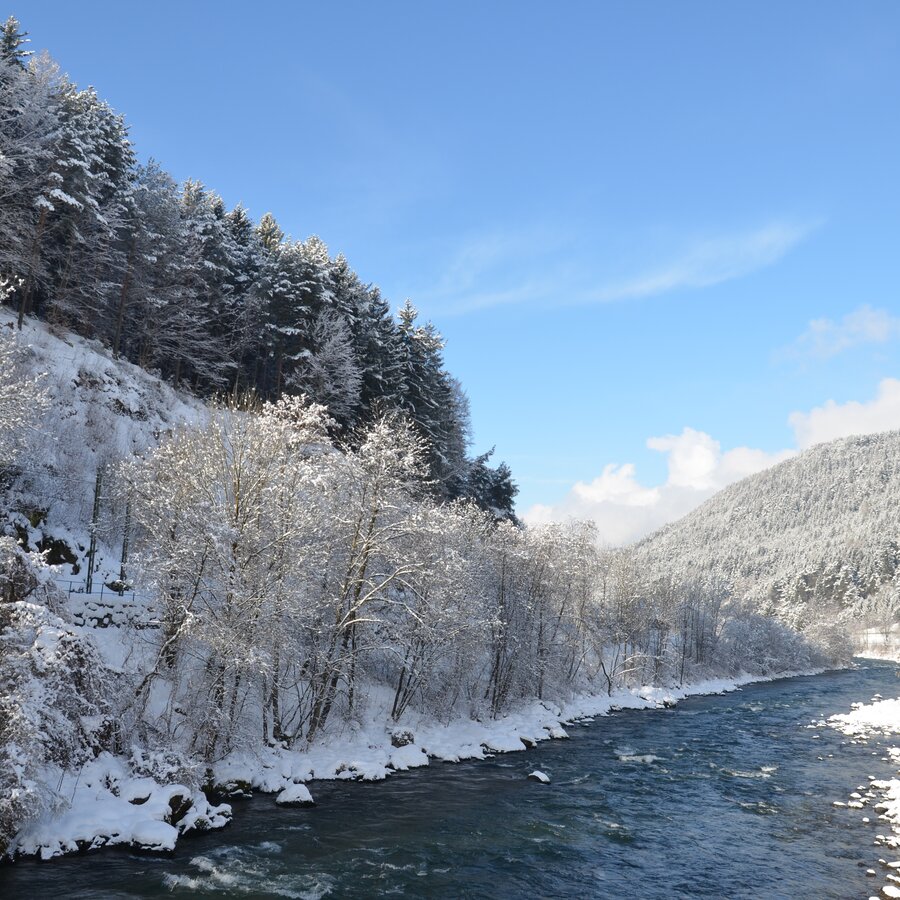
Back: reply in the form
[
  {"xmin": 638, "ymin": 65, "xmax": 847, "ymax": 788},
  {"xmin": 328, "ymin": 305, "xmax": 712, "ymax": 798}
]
[
  {"xmin": 10, "ymin": 669, "xmax": 816, "ymax": 861},
  {"xmin": 7, "ymin": 665, "xmax": 827, "ymax": 863},
  {"xmin": 12, "ymin": 754, "xmax": 232, "ymax": 860},
  {"xmin": 827, "ymin": 692, "xmax": 900, "ymax": 899},
  {"xmin": 212, "ymin": 673, "xmax": 798, "ymax": 795},
  {"xmin": 858, "ymin": 629, "xmax": 900, "ymax": 665}
]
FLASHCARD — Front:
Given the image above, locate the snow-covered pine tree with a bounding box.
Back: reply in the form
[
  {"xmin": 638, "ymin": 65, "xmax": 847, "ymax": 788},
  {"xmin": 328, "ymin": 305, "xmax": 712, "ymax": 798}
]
[
  {"xmin": 0, "ymin": 16, "xmax": 30, "ymax": 67},
  {"xmin": 42, "ymin": 88, "xmax": 135, "ymax": 335},
  {"xmin": 287, "ymin": 311, "xmax": 363, "ymax": 428},
  {"xmin": 0, "ymin": 51, "xmax": 61, "ymax": 321}
]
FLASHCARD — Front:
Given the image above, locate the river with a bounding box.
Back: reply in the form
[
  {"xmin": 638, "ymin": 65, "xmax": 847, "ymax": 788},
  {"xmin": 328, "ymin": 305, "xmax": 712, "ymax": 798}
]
[{"xmin": 3, "ymin": 660, "xmax": 900, "ymax": 899}]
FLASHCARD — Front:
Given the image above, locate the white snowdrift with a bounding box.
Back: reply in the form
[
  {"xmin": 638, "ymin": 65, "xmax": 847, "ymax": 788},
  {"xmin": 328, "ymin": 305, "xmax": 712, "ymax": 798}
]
[
  {"xmin": 275, "ymin": 783, "xmax": 314, "ymax": 806},
  {"xmin": 12, "ymin": 754, "xmax": 231, "ymax": 860}
]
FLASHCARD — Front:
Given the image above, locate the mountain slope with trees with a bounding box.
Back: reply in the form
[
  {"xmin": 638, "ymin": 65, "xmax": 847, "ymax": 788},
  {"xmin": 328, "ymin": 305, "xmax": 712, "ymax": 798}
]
[
  {"xmin": 0, "ymin": 15, "xmax": 515, "ymax": 519},
  {"xmin": 634, "ymin": 430, "xmax": 900, "ymax": 629}
]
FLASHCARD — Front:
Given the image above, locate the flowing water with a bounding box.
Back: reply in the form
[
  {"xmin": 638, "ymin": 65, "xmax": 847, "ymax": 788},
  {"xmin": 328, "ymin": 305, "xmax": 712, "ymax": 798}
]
[{"xmin": 4, "ymin": 660, "xmax": 900, "ymax": 899}]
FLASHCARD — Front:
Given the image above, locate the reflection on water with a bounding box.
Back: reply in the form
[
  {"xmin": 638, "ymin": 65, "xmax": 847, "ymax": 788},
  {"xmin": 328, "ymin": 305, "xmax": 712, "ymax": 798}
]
[{"xmin": 2, "ymin": 661, "xmax": 899, "ymax": 899}]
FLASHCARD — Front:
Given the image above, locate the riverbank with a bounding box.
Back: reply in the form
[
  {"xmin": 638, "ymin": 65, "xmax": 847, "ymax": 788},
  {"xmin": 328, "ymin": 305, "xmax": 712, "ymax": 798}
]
[
  {"xmin": 10, "ymin": 667, "xmax": 828, "ymax": 862},
  {"xmin": 7, "ymin": 661, "xmax": 897, "ymax": 900}
]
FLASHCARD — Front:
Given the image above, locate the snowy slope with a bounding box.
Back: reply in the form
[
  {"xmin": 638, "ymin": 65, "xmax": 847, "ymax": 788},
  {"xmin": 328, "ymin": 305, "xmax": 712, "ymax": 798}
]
[
  {"xmin": 2, "ymin": 309, "xmax": 205, "ymax": 589},
  {"xmin": 634, "ymin": 430, "xmax": 900, "ymax": 617}
]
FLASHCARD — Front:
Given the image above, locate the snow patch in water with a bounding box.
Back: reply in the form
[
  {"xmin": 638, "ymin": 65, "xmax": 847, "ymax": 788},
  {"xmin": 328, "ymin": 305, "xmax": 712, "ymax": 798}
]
[{"xmin": 828, "ymin": 689, "xmax": 900, "ymax": 899}]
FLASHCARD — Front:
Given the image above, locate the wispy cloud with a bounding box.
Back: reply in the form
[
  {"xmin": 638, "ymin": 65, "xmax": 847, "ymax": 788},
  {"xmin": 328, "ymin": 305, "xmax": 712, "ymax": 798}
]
[
  {"xmin": 781, "ymin": 304, "xmax": 900, "ymax": 360},
  {"xmin": 588, "ymin": 220, "xmax": 821, "ymax": 304},
  {"xmin": 420, "ymin": 227, "xmax": 571, "ymax": 315},
  {"xmin": 422, "ymin": 219, "xmax": 821, "ymax": 315}
]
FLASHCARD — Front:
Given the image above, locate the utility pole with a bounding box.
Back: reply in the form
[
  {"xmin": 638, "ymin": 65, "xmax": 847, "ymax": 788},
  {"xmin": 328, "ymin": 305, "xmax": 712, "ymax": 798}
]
[
  {"xmin": 118, "ymin": 497, "xmax": 131, "ymax": 594},
  {"xmin": 85, "ymin": 465, "xmax": 104, "ymax": 593}
]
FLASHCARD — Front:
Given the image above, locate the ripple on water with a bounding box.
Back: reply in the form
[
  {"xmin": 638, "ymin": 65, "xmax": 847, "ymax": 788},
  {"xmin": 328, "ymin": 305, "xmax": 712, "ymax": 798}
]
[
  {"xmin": 592, "ymin": 816, "xmax": 635, "ymax": 843},
  {"xmin": 719, "ymin": 765, "xmax": 777, "ymax": 779},
  {"xmin": 734, "ymin": 799, "xmax": 780, "ymax": 816},
  {"xmin": 615, "ymin": 747, "xmax": 664, "ymax": 764},
  {"xmin": 161, "ymin": 848, "xmax": 335, "ymax": 898}
]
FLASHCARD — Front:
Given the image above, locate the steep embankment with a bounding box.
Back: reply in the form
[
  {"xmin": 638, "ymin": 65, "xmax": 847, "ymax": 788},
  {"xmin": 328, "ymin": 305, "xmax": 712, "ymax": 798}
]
[{"xmin": 1, "ymin": 308, "xmax": 204, "ymax": 589}]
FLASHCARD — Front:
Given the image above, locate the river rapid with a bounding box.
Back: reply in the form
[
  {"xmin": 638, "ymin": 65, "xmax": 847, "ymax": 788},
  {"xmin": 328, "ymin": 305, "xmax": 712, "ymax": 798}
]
[{"xmin": 4, "ymin": 660, "xmax": 900, "ymax": 899}]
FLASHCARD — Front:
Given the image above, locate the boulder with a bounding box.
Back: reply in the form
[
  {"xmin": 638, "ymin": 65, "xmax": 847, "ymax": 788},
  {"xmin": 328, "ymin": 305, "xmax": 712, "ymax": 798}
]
[
  {"xmin": 390, "ymin": 728, "xmax": 415, "ymax": 748},
  {"xmin": 275, "ymin": 783, "xmax": 315, "ymax": 807}
]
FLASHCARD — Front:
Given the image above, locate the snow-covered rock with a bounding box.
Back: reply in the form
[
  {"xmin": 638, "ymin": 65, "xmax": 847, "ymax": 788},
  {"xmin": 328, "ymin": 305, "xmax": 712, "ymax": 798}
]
[
  {"xmin": 275, "ymin": 784, "xmax": 315, "ymax": 807},
  {"xmin": 11, "ymin": 754, "xmax": 231, "ymax": 860}
]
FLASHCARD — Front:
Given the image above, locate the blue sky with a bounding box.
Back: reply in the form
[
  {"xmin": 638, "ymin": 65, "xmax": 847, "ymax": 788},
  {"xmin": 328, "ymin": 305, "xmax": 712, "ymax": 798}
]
[{"xmin": 22, "ymin": 1, "xmax": 900, "ymax": 541}]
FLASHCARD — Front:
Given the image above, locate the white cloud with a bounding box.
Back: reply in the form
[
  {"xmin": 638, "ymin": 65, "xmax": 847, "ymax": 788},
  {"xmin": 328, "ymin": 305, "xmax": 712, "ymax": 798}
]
[
  {"xmin": 789, "ymin": 377, "xmax": 900, "ymax": 449},
  {"xmin": 784, "ymin": 305, "xmax": 900, "ymax": 360},
  {"xmin": 524, "ymin": 428, "xmax": 792, "ymax": 547},
  {"xmin": 590, "ymin": 221, "xmax": 820, "ymax": 304},
  {"xmin": 524, "ymin": 378, "xmax": 900, "ymax": 546}
]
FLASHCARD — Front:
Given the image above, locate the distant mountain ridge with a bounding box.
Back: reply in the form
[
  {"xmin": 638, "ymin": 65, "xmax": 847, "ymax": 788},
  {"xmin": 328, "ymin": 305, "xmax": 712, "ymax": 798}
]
[{"xmin": 633, "ymin": 430, "xmax": 900, "ymax": 624}]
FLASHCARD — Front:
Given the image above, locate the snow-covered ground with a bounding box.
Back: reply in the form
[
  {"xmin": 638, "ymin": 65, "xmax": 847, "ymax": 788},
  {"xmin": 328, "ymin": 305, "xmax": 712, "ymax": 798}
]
[
  {"xmin": 12, "ymin": 669, "xmax": 817, "ymax": 861},
  {"xmin": 1, "ymin": 307, "xmax": 204, "ymax": 591},
  {"xmin": 13, "ymin": 754, "xmax": 232, "ymax": 860},
  {"xmin": 858, "ymin": 628, "xmax": 900, "ymax": 665},
  {"xmin": 827, "ymin": 694, "xmax": 900, "ymax": 899}
]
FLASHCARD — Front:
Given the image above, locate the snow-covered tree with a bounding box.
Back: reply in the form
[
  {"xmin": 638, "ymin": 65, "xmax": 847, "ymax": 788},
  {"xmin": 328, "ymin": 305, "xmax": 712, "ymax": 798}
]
[
  {"xmin": 123, "ymin": 396, "xmax": 334, "ymax": 757},
  {"xmin": 0, "ymin": 305, "xmax": 47, "ymax": 468},
  {"xmin": 288, "ymin": 312, "xmax": 362, "ymax": 428}
]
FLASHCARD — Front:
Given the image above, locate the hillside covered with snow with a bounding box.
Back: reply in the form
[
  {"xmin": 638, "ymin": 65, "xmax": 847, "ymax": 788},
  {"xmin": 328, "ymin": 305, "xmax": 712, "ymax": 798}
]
[
  {"xmin": 1, "ymin": 306, "xmax": 204, "ymax": 592},
  {"xmin": 634, "ymin": 430, "xmax": 900, "ymax": 625}
]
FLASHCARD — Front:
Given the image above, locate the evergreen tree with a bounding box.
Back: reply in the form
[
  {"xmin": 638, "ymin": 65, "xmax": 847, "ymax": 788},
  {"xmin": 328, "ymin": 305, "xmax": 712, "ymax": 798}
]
[
  {"xmin": 0, "ymin": 51, "xmax": 59, "ymax": 300},
  {"xmin": 469, "ymin": 450, "xmax": 519, "ymax": 523},
  {"xmin": 43, "ymin": 88, "xmax": 135, "ymax": 334},
  {"xmin": 0, "ymin": 16, "xmax": 30, "ymax": 68},
  {"xmin": 256, "ymin": 211, "xmax": 283, "ymax": 252},
  {"xmin": 355, "ymin": 286, "xmax": 405, "ymax": 411}
]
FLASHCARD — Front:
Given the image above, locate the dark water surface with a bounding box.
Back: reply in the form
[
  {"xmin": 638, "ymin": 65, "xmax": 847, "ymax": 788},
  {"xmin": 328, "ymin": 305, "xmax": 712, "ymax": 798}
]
[{"xmin": 5, "ymin": 660, "xmax": 900, "ymax": 899}]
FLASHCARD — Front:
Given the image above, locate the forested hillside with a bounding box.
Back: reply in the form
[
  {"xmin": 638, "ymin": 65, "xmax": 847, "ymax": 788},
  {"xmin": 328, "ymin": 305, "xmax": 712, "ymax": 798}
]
[
  {"xmin": 634, "ymin": 430, "xmax": 900, "ymax": 629},
  {"xmin": 0, "ymin": 16, "xmax": 515, "ymax": 517}
]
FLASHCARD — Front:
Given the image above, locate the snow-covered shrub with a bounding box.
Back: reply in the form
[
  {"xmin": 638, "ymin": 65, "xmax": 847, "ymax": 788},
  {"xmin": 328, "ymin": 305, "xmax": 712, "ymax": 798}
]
[
  {"xmin": 0, "ymin": 540, "xmax": 111, "ymax": 856},
  {"xmin": 713, "ymin": 611, "xmax": 817, "ymax": 676},
  {"xmin": 129, "ymin": 747, "xmax": 204, "ymax": 790},
  {"xmin": 802, "ymin": 618, "xmax": 854, "ymax": 666}
]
